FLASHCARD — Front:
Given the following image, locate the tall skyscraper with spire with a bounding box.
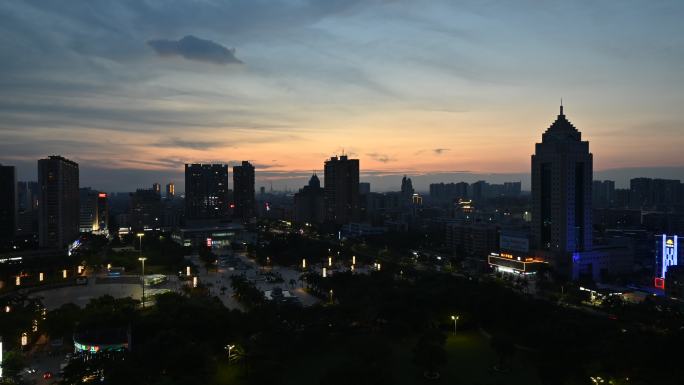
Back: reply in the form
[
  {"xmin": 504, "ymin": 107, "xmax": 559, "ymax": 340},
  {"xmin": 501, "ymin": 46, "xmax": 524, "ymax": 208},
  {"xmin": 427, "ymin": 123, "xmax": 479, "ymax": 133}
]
[{"xmin": 531, "ymin": 104, "xmax": 593, "ymax": 278}]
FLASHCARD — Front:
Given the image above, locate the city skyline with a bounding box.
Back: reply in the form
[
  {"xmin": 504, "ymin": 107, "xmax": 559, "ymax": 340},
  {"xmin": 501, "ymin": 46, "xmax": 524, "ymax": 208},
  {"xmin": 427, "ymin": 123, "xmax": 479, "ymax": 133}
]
[{"xmin": 1, "ymin": 1, "xmax": 683, "ymax": 192}]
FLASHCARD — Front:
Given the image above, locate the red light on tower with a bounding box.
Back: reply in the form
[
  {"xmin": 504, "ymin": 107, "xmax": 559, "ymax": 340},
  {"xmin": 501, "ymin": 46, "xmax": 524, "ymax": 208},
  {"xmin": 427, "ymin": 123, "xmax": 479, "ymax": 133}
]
[
  {"xmin": 654, "ymin": 277, "xmax": 665, "ymax": 289},
  {"xmin": 229, "ymin": 203, "xmax": 235, "ymax": 209},
  {"xmin": 98, "ymin": 193, "xmax": 107, "ymax": 198},
  {"xmin": 206, "ymin": 238, "xmax": 212, "ymax": 247}
]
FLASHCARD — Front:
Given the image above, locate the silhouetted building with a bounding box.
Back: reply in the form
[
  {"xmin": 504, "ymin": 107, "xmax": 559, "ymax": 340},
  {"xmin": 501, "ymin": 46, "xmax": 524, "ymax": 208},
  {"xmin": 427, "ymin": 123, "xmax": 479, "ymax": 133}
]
[
  {"xmin": 324, "ymin": 155, "xmax": 360, "ymax": 224},
  {"xmin": 531, "ymin": 105, "xmax": 593, "ymax": 277},
  {"xmin": 165, "ymin": 182, "xmax": 175, "ymax": 199},
  {"xmin": 294, "ymin": 173, "xmax": 325, "ymax": 224},
  {"xmin": 152, "ymin": 183, "xmax": 161, "ymax": 196},
  {"xmin": 470, "ymin": 181, "xmax": 489, "ymax": 202},
  {"xmin": 593, "ymin": 180, "xmax": 615, "ymax": 208},
  {"xmin": 401, "ymin": 175, "xmax": 414, "ymax": 202},
  {"xmin": 184, "ymin": 164, "xmax": 229, "ymax": 222},
  {"xmin": 359, "ymin": 182, "xmax": 371, "ymax": 195},
  {"xmin": 130, "ymin": 188, "xmax": 161, "ymax": 231},
  {"xmin": 16, "ymin": 181, "xmax": 39, "ymax": 236},
  {"xmin": 629, "ymin": 178, "xmax": 681, "ymax": 210},
  {"xmin": 446, "ymin": 222, "xmax": 499, "ymax": 259},
  {"xmin": 430, "ymin": 182, "xmax": 469, "ymax": 202},
  {"xmin": 0, "ymin": 164, "xmax": 17, "ymax": 242},
  {"xmin": 38, "ymin": 155, "xmax": 80, "ymax": 249},
  {"xmin": 79, "ymin": 188, "xmax": 108, "ymax": 234},
  {"xmin": 233, "ymin": 161, "xmax": 256, "ymax": 221}
]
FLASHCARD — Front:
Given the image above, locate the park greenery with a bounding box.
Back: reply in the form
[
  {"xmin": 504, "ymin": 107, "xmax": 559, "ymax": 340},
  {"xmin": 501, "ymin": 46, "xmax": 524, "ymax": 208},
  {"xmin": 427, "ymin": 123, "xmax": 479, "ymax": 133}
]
[{"xmin": 2, "ymin": 225, "xmax": 683, "ymax": 384}]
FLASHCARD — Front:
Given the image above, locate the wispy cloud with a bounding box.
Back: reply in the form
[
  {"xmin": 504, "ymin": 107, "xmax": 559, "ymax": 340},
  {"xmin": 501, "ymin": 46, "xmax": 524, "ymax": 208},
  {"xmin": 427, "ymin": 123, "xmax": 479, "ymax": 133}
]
[
  {"xmin": 148, "ymin": 35, "xmax": 242, "ymax": 65},
  {"xmin": 366, "ymin": 152, "xmax": 396, "ymax": 163}
]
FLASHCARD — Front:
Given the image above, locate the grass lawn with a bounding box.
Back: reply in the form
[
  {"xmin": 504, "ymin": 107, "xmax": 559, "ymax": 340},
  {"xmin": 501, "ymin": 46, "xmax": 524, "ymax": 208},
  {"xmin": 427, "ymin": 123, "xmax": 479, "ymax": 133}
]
[{"xmin": 212, "ymin": 331, "xmax": 541, "ymax": 385}]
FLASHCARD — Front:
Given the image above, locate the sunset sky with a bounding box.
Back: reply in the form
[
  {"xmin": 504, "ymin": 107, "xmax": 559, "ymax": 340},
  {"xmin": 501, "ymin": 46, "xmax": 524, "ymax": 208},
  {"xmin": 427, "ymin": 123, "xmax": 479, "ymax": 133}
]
[{"xmin": 1, "ymin": 1, "xmax": 682, "ymax": 192}]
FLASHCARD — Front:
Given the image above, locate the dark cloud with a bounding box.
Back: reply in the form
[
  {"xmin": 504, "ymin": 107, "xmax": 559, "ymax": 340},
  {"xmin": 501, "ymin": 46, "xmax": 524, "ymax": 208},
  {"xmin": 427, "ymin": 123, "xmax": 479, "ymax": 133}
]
[
  {"xmin": 366, "ymin": 153, "xmax": 395, "ymax": 163},
  {"xmin": 433, "ymin": 148, "xmax": 450, "ymax": 155},
  {"xmin": 148, "ymin": 35, "xmax": 242, "ymax": 65}
]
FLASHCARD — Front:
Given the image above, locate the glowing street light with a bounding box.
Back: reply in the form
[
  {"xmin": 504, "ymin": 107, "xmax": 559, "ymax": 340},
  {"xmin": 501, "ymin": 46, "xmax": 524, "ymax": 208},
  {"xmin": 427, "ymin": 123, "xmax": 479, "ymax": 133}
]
[
  {"xmin": 138, "ymin": 257, "xmax": 147, "ymax": 308},
  {"xmin": 302, "ymin": 258, "xmax": 306, "ymax": 269},
  {"xmin": 328, "ymin": 256, "xmax": 332, "ymax": 267},
  {"xmin": 137, "ymin": 233, "xmax": 144, "ymax": 255},
  {"xmin": 62, "ymin": 269, "xmax": 67, "ymax": 279},
  {"xmin": 329, "ymin": 289, "xmax": 334, "ymax": 304},
  {"xmin": 226, "ymin": 344, "xmax": 235, "ymax": 361},
  {"xmin": 21, "ymin": 332, "xmax": 28, "ymax": 347},
  {"xmin": 352, "ymin": 255, "xmax": 356, "ymax": 265},
  {"xmin": 322, "ymin": 267, "xmax": 327, "ymax": 278},
  {"xmin": 77, "ymin": 265, "xmax": 84, "ymax": 274},
  {"xmin": 451, "ymin": 315, "xmax": 459, "ymax": 335},
  {"xmin": 15, "ymin": 276, "xmax": 20, "ymax": 286},
  {"xmin": 186, "ymin": 266, "xmax": 191, "ymax": 276},
  {"xmin": 39, "ymin": 272, "xmax": 44, "ymax": 282},
  {"xmin": 193, "ymin": 276, "xmax": 198, "ymax": 288},
  {"xmin": 4, "ymin": 305, "xmax": 10, "ymax": 313}
]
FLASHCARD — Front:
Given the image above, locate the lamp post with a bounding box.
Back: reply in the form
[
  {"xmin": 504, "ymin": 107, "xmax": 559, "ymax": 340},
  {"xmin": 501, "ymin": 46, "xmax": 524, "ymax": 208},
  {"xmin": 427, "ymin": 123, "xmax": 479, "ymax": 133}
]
[
  {"xmin": 226, "ymin": 344, "xmax": 235, "ymax": 362},
  {"xmin": 137, "ymin": 232, "xmax": 144, "ymax": 255},
  {"xmin": 451, "ymin": 315, "xmax": 459, "ymax": 335},
  {"xmin": 138, "ymin": 257, "xmax": 147, "ymax": 308}
]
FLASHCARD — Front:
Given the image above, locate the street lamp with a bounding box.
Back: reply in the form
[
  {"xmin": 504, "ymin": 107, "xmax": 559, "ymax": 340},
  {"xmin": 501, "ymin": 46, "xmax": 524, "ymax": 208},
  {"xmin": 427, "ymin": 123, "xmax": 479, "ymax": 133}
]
[
  {"xmin": 329, "ymin": 289, "xmax": 334, "ymax": 304},
  {"xmin": 226, "ymin": 344, "xmax": 235, "ymax": 362},
  {"xmin": 138, "ymin": 257, "xmax": 147, "ymax": 308},
  {"xmin": 137, "ymin": 233, "xmax": 144, "ymax": 256},
  {"xmin": 451, "ymin": 315, "xmax": 459, "ymax": 335}
]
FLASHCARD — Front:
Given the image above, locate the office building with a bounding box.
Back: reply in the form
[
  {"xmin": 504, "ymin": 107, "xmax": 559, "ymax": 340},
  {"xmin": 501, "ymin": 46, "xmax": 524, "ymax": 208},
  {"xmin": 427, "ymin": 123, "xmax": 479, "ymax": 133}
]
[
  {"xmin": 152, "ymin": 183, "xmax": 161, "ymax": 196},
  {"xmin": 38, "ymin": 155, "xmax": 80, "ymax": 249},
  {"xmin": 16, "ymin": 181, "xmax": 39, "ymax": 236},
  {"xmin": 129, "ymin": 188, "xmax": 161, "ymax": 231},
  {"xmin": 531, "ymin": 105, "xmax": 593, "ymax": 278},
  {"xmin": 294, "ymin": 173, "xmax": 325, "ymax": 224},
  {"xmin": 593, "ymin": 180, "xmax": 615, "ymax": 208},
  {"xmin": 359, "ymin": 182, "xmax": 371, "ymax": 195},
  {"xmin": 185, "ymin": 164, "xmax": 229, "ymax": 222},
  {"xmin": 79, "ymin": 188, "xmax": 109, "ymax": 234},
  {"xmin": 0, "ymin": 164, "xmax": 17, "ymax": 242},
  {"xmin": 165, "ymin": 182, "xmax": 175, "ymax": 199},
  {"xmin": 233, "ymin": 161, "xmax": 256, "ymax": 221},
  {"xmin": 324, "ymin": 155, "xmax": 360, "ymax": 224}
]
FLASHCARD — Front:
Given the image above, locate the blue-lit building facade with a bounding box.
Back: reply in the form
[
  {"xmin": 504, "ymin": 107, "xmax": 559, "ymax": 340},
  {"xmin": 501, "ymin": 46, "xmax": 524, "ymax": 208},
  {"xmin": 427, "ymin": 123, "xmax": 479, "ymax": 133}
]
[{"xmin": 655, "ymin": 234, "xmax": 682, "ymax": 289}]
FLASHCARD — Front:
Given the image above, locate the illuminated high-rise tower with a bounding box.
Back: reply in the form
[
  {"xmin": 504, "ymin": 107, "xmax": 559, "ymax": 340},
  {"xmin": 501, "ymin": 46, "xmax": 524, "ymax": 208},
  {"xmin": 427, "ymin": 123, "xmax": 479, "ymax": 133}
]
[
  {"xmin": 531, "ymin": 104, "xmax": 593, "ymax": 277},
  {"xmin": 185, "ymin": 164, "xmax": 229, "ymax": 222}
]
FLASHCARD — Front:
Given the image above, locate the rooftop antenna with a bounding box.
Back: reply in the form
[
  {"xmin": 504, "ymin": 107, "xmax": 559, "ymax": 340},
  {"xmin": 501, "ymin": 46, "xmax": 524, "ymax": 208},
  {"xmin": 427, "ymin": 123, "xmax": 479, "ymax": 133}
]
[{"xmin": 560, "ymin": 97, "xmax": 564, "ymax": 115}]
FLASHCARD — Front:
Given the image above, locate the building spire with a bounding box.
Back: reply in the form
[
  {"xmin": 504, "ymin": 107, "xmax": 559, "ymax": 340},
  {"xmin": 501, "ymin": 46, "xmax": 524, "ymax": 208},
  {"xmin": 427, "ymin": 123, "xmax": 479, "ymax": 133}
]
[{"xmin": 560, "ymin": 98, "xmax": 564, "ymax": 116}]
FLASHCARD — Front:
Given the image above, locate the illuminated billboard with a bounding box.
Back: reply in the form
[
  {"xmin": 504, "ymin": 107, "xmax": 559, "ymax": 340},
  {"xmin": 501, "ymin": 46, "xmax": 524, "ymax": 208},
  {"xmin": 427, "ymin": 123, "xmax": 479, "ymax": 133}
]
[{"xmin": 488, "ymin": 252, "xmax": 546, "ymax": 275}]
